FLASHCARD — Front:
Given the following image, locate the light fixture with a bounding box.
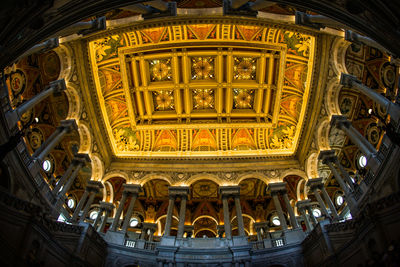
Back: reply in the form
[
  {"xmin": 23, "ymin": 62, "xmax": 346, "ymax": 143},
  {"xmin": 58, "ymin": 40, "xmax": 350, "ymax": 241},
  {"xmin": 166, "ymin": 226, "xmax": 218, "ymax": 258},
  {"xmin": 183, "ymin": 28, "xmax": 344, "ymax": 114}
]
[
  {"xmin": 89, "ymin": 210, "xmax": 98, "ymax": 220},
  {"xmin": 67, "ymin": 198, "xmax": 75, "ymax": 209},
  {"xmin": 130, "ymin": 217, "xmax": 139, "ymax": 227}
]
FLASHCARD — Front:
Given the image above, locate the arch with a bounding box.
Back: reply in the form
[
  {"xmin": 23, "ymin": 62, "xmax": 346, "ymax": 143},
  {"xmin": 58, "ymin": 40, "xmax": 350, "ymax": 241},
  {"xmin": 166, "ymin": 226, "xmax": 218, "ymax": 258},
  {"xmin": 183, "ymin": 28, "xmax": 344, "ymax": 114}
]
[
  {"xmin": 194, "ymin": 228, "xmax": 218, "ymax": 238},
  {"xmin": 192, "ymin": 215, "xmax": 219, "ymax": 226},
  {"xmin": 102, "ymin": 170, "xmax": 129, "ymax": 183},
  {"xmin": 65, "ymin": 83, "xmax": 81, "ymax": 121},
  {"xmin": 185, "ymin": 173, "xmax": 222, "ymax": 186},
  {"xmin": 155, "ymin": 214, "xmax": 179, "ymax": 236},
  {"xmin": 90, "ymin": 153, "xmax": 104, "ymax": 182},
  {"xmin": 325, "ymin": 79, "xmax": 342, "ymax": 117},
  {"xmin": 102, "ymin": 180, "xmax": 114, "ymax": 203},
  {"xmin": 77, "ymin": 122, "xmax": 92, "ymax": 154},
  {"xmin": 139, "ymin": 173, "xmax": 172, "ymax": 186},
  {"xmin": 315, "ymin": 118, "xmax": 331, "ymax": 151},
  {"xmin": 54, "ymin": 43, "xmax": 73, "ymax": 81},
  {"xmin": 237, "ymin": 172, "xmax": 269, "ymax": 185},
  {"xmin": 231, "ymin": 214, "xmax": 256, "ymax": 223},
  {"xmin": 305, "ymin": 152, "xmax": 319, "ymax": 180},
  {"xmin": 280, "ymin": 169, "xmax": 308, "ymax": 182}
]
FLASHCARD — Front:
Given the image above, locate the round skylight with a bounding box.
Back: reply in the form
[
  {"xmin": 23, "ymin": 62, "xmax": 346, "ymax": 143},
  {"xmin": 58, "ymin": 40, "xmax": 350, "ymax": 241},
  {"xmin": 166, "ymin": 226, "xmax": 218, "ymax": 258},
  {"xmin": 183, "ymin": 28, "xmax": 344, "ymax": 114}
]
[
  {"xmin": 89, "ymin": 210, "xmax": 98, "ymax": 220},
  {"xmin": 336, "ymin": 195, "xmax": 344, "ymax": 206},
  {"xmin": 42, "ymin": 159, "xmax": 51, "ymax": 172},
  {"xmin": 130, "ymin": 218, "xmax": 139, "ymax": 227},
  {"xmin": 358, "ymin": 155, "xmax": 367, "ymax": 168},
  {"xmin": 67, "ymin": 198, "xmax": 75, "ymax": 209},
  {"xmin": 271, "ymin": 216, "xmax": 281, "ymax": 226},
  {"xmin": 312, "ymin": 208, "xmax": 322, "ymax": 218}
]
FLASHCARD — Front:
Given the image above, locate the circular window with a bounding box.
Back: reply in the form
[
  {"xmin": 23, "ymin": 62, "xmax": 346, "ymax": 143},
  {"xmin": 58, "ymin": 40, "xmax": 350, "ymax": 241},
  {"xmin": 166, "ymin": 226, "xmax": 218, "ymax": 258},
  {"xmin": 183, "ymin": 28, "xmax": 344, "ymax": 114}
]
[
  {"xmin": 42, "ymin": 159, "xmax": 52, "ymax": 172},
  {"xmin": 368, "ymin": 108, "xmax": 373, "ymax": 115},
  {"xmin": 312, "ymin": 208, "xmax": 322, "ymax": 218},
  {"xmin": 67, "ymin": 198, "xmax": 75, "ymax": 209},
  {"xmin": 271, "ymin": 216, "xmax": 281, "ymax": 226},
  {"xmin": 89, "ymin": 210, "xmax": 98, "ymax": 220},
  {"xmin": 129, "ymin": 218, "xmax": 139, "ymax": 227},
  {"xmin": 336, "ymin": 195, "xmax": 344, "ymax": 206},
  {"xmin": 358, "ymin": 155, "xmax": 367, "ymax": 168}
]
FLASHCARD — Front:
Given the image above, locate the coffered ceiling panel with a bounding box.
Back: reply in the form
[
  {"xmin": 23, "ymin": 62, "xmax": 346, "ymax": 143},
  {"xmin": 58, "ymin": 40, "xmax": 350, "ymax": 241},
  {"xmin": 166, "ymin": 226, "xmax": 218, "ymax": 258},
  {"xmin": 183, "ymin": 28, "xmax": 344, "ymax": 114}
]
[{"xmin": 87, "ymin": 20, "xmax": 316, "ymax": 158}]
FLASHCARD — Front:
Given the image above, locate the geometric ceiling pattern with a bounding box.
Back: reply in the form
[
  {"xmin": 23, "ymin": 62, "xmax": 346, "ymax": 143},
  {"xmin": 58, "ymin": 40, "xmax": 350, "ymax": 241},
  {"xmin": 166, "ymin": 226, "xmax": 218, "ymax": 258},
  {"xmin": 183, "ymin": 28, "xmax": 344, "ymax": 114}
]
[{"xmin": 88, "ymin": 22, "xmax": 315, "ymax": 158}]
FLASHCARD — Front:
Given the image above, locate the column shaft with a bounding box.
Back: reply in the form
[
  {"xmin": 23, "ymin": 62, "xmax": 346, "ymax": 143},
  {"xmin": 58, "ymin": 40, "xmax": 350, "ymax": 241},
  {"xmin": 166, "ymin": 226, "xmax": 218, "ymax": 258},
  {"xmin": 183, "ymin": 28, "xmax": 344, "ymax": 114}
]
[
  {"xmin": 53, "ymin": 163, "xmax": 74, "ymax": 193},
  {"xmin": 335, "ymin": 159, "xmax": 355, "ymax": 190},
  {"xmin": 320, "ymin": 187, "xmax": 339, "ymax": 219},
  {"xmin": 342, "ymin": 126, "xmax": 376, "ymax": 156},
  {"xmin": 177, "ymin": 196, "xmax": 187, "ymax": 238},
  {"xmin": 326, "ymin": 161, "xmax": 351, "ymax": 195},
  {"xmin": 282, "ymin": 193, "xmax": 299, "ymax": 229},
  {"xmin": 79, "ymin": 191, "xmax": 96, "ymax": 222},
  {"xmin": 93, "ymin": 208, "xmax": 103, "ymax": 229},
  {"xmin": 272, "ymin": 193, "xmax": 288, "ymax": 230},
  {"xmin": 58, "ymin": 164, "xmax": 82, "ymax": 197},
  {"xmin": 110, "ymin": 192, "xmax": 128, "ymax": 231},
  {"xmin": 121, "ymin": 194, "xmax": 138, "ymax": 232},
  {"xmin": 17, "ymin": 86, "xmax": 55, "ymax": 116},
  {"xmin": 306, "ymin": 206, "xmax": 318, "ymax": 226},
  {"xmin": 234, "ymin": 196, "xmax": 246, "ymax": 236},
  {"xmin": 36, "ymin": 127, "xmax": 68, "ymax": 161},
  {"xmin": 300, "ymin": 208, "xmax": 312, "ymax": 231},
  {"xmin": 149, "ymin": 229, "xmax": 155, "ymax": 242},
  {"xmin": 71, "ymin": 190, "xmax": 89, "ymax": 221},
  {"xmin": 98, "ymin": 210, "xmax": 110, "ymax": 233},
  {"xmin": 222, "ymin": 196, "xmax": 232, "ymax": 239},
  {"xmin": 312, "ymin": 188, "xmax": 330, "ymax": 218},
  {"xmin": 164, "ymin": 196, "xmax": 175, "ymax": 236}
]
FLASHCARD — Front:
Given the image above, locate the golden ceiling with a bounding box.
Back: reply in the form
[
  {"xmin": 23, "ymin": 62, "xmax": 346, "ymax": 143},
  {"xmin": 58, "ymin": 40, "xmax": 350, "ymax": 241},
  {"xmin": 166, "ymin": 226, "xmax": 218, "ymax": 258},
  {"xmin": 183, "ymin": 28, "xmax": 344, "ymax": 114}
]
[{"xmin": 84, "ymin": 18, "xmax": 316, "ymax": 159}]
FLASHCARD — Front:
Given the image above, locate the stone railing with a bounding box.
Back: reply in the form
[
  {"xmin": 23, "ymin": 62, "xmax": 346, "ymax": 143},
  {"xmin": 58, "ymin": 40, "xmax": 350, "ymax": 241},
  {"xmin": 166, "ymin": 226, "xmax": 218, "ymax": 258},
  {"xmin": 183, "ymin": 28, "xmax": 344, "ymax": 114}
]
[{"xmin": 124, "ymin": 238, "xmax": 158, "ymax": 251}]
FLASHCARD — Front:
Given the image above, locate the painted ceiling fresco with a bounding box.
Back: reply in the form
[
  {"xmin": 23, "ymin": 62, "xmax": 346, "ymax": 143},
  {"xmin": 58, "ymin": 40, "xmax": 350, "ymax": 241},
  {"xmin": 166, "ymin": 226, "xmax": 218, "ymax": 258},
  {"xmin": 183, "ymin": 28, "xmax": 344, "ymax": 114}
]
[{"xmin": 88, "ymin": 22, "xmax": 315, "ymax": 157}]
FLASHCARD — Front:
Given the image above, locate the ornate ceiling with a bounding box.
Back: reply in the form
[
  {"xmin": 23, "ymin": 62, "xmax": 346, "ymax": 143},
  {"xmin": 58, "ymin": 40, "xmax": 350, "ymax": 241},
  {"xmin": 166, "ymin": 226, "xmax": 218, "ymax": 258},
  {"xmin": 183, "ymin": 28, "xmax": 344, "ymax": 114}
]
[{"xmin": 84, "ymin": 19, "xmax": 316, "ymax": 159}]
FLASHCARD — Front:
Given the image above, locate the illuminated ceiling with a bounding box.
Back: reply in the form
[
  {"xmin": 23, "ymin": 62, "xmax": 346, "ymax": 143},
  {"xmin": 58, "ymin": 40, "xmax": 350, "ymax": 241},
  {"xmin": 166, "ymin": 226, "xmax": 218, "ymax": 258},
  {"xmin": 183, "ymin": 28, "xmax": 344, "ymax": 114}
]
[{"xmin": 84, "ymin": 18, "xmax": 316, "ymax": 159}]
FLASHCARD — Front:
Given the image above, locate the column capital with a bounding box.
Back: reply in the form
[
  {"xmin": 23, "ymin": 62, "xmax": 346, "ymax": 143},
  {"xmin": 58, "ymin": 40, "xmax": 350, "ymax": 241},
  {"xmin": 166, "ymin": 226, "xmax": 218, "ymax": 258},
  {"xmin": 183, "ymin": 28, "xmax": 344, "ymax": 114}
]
[
  {"xmin": 219, "ymin": 185, "xmax": 240, "ymax": 197},
  {"xmin": 296, "ymin": 199, "xmax": 312, "ymax": 210},
  {"xmin": 340, "ymin": 73, "xmax": 360, "ymax": 88},
  {"xmin": 168, "ymin": 186, "xmax": 190, "ymax": 197},
  {"xmin": 99, "ymin": 201, "xmax": 114, "ymax": 211},
  {"xmin": 86, "ymin": 180, "xmax": 103, "ymax": 193},
  {"xmin": 268, "ymin": 182, "xmax": 287, "ymax": 194},
  {"xmin": 318, "ymin": 150, "xmax": 338, "ymax": 164},
  {"xmin": 253, "ymin": 222, "xmax": 268, "ymax": 231},
  {"xmin": 295, "ymin": 11, "xmax": 324, "ymax": 29},
  {"xmin": 142, "ymin": 222, "xmax": 158, "ymax": 232},
  {"xmin": 122, "ymin": 184, "xmax": 142, "ymax": 196},
  {"xmin": 331, "ymin": 115, "xmax": 351, "ymax": 129},
  {"xmin": 78, "ymin": 16, "xmax": 107, "ymax": 36},
  {"xmin": 306, "ymin": 178, "xmax": 324, "ymax": 190},
  {"xmin": 60, "ymin": 119, "xmax": 78, "ymax": 133},
  {"xmin": 183, "ymin": 225, "xmax": 194, "ymax": 232},
  {"xmin": 49, "ymin": 78, "xmax": 67, "ymax": 95}
]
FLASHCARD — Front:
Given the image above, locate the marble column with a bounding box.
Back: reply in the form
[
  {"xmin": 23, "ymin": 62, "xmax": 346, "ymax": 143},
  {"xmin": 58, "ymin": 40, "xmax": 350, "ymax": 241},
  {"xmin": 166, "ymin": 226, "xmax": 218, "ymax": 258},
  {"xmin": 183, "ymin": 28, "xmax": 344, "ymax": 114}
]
[
  {"xmin": 222, "ymin": 195, "xmax": 232, "ymax": 239},
  {"xmin": 110, "ymin": 191, "xmax": 128, "ymax": 231},
  {"xmin": 345, "ymin": 31, "xmax": 390, "ymax": 55},
  {"xmin": 16, "ymin": 38, "xmax": 59, "ymax": 62},
  {"xmin": 177, "ymin": 195, "xmax": 188, "ymax": 238},
  {"xmin": 98, "ymin": 202, "xmax": 114, "ymax": 233},
  {"xmin": 320, "ymin": 186, "xmax": 339, "ymax": 219},
  {"xmin": 142, "ymin": 222, "xmax": 158, "ymax": 241},
  {"xmin": 307, "ymin": 178, "xmax": 331, "ymax": 219},
  {"xmin": 234, "ymin": 194, "xmax": 246, "ymax": 236},
  {"xmin": 71, "ymin": 190, "xmax": 89, "ymax": 222},
  {"xmin": 269, "ymin": 183, "xmax": 289, "ymax": 230},
  {"xmin": 254, "ymin": 222, "xmax": 268, "ymax": 241},
  {"xmin": 296, "ymin": 201, "xmax": 313, "ymax": 232},
  {"xmin": 53, "ymin": 159, "xmax": 76, "ymax": 194},
  {"xmin": 306, "ymin": 205, "xmax": 318, "ymax": 226},
  {"xmin": 164, "ymin": 195, "xmax": 175, "ymax": 237},
  {"xmin": 148, "ymin": 228, "xmax": 155, "ymax": 242},
  {"xmin": 6, "ymin": 79, "xmax": 66, "ymax": 129},
  {"xmin": 57, "ymin": 154, "xmax": 90, "ymax": 197},
  {"xmin": 33, "ymin": 120, "xmax": 77, "ymax": 162},
  {"xmin": 319, "ymin": 150, "xmax": 351, "ymax": 195},
  {"xmin": 79, "ymin": 188, "xmax": 99, "ymax": 223},
  {"xmin": 93, "ymin": 208, "xmax": 104, "ymax": 229},
  {"xmin": 331, "ymin": 115, "xmax": 377, "ymax": 159},
  {"xmin": 121, "ymin": 185, "xmax": 141, "ymax": 233},
  {"xmin": 281, "ymin": 190, "xmax": 299, "ymax": 229},
  {"xmin": 334, "ymin": 157, "xmax": 355, "ymax": 191},
  {"xmin": 341, "ymin": 73, "xmax": 400, "ymax": 126},
  {"xmin": 54, "ymin": 16, "xmax": 106, "ymax": 37},
  {"xmin": 219, "ymin": 186, "xmax": 241, "ymax": 239}
]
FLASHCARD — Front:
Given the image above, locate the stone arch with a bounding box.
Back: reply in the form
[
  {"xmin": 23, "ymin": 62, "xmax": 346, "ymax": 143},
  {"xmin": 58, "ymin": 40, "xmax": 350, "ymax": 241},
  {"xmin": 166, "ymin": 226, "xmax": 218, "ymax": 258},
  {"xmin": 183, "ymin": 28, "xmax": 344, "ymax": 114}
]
[
  {"xmin": 90, "ymin": 153, "xmax": 104, "ymax": 182},
  {"xmin": 280, "ymin": 169, "xmax": 308, "ymax": 182},
  {"xmin": 305, "ymin": 152, "xmax": 319, "ymax": 180},
  {"xmin": 192, "ymin": 215, "xmax": 219, "ymax": 226},
  {"xmin": 186, "ymin": 173, "xmax": 221, "ymax": 186},
  {"xmin": 155, "ymin": 214, "xmax": 179, "ymax": 236},
  {"xmin": 315, "ymin": 118, "xmax": 331, "ymax": 151},
  {"xmin": 237, "ymin": 172, "xmax": 269, "ymax": 185},
  {"xmin": 194, "ymin": 228, "xmax": 218, "ymax": 237},
  {"xmin": 102, "ymin": 170, "xmax": 129, "ymax": 183},
  {"xmin": 77, "ymin": 122, "xmax": 92, "ymax": 154},
  {"xmin": 139, "ymin": 173, "xmax": 172, "ymax": 186},
  {"xmin": 325, "ymin": 79, "xmax": 342, "ymax": 117},
  {"xmin": 102, "ymin": 180, "xmax": 114, "ymax": 203},
  {"xmin": 54, "ymin": 44, "xmax": 73, "ymax": 82},
  {"xmin": 65, "ymin": 83, "xmax": 81, "ymax": 121}
]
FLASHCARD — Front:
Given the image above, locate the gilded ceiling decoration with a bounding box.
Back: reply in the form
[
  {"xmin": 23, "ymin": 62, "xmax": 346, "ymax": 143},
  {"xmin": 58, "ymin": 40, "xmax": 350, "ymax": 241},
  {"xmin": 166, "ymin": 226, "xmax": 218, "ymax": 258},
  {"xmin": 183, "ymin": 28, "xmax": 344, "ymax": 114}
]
[{"xmin": 87, "ymin": 20, "xmax": 316, "ymax": 158}]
